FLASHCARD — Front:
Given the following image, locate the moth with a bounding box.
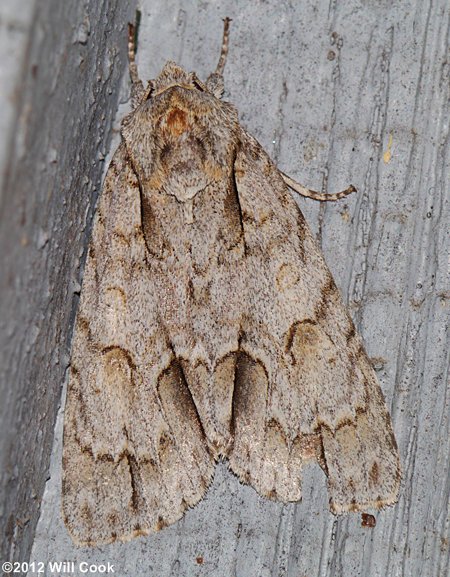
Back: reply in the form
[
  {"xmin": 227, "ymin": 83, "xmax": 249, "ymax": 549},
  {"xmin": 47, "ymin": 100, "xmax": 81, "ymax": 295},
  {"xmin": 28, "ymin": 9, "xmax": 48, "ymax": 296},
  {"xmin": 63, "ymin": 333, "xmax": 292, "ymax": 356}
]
[{"xmin": 63, "ymin": 19, "xmax": 401, "ymax": 546}]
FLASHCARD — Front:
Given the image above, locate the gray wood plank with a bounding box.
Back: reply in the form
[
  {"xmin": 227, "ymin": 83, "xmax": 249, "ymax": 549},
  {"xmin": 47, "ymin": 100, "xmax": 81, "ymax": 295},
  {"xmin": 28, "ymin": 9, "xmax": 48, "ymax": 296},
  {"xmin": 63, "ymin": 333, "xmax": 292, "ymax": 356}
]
[
  {"xmin": 27, "ymin": 1, "xmax": 449, "ymax": 576},
  {"xmin": 0, "ymin": 0, "xmax": 137, "ymax": 566}
]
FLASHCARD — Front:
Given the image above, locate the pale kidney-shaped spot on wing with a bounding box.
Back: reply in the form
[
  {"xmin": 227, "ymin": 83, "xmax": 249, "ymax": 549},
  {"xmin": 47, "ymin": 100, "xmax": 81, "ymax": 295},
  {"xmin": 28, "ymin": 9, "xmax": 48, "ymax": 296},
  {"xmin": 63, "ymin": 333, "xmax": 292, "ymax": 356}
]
[
  {"xmin": 275, "ymin": 263, "xmax": 300, "ymax": 292},
  {"xmin": 99, "ymin": 348, "xmax": 135, "ymax": 414},
  {"xmin": 105, "ymin": 286, "xmax": 127, "ymax": 308},
  {"xmin": 101, "ymin": 347, "xmax": 134, "ymax": 387},
  {"xmin": 285, "ymin": 320, "xmax": 336, "ymax": 368}
]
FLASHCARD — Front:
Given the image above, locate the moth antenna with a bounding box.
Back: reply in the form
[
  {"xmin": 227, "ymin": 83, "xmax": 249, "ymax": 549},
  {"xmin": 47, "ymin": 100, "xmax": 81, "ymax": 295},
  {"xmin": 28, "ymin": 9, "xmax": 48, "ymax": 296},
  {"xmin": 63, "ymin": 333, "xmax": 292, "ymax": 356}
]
[
  {"xmin": 206, "ymin": 18, "xmax": 231, "ymax": 98},
  {"xmin": 128, "ymin": 21, "xmax": 145, "ymax": 109},
  {"xmin": 215, "ymin": 17, "xmax": 231, "ymax": 76},
  {"xmin": 281, "ymin": 171, "xmax": 357, "ymax": 202}
]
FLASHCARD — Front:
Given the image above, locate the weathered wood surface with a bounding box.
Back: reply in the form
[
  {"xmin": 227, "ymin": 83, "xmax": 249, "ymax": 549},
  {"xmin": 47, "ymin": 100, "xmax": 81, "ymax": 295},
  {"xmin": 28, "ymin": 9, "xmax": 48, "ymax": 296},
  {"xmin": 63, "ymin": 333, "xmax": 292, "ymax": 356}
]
[
  {"xmin": 0, "ymin": 0, "xmax": 137, "ymax": 566},
  {"xmin": 18, "ymin": 0, "xmax": 450, "ymax": 576}
]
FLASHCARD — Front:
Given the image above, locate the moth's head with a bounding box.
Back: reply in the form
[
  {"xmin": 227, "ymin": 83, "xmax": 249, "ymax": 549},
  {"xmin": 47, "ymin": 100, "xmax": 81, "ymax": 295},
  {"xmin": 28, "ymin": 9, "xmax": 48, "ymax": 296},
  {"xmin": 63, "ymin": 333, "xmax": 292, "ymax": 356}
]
[
  {"xmin": 149, "ymin": 62, "xmax": 204, "ymax": 96},
  {"xmin": 142, "ymin": 61, "xmax": 225, "ymax": 102}
]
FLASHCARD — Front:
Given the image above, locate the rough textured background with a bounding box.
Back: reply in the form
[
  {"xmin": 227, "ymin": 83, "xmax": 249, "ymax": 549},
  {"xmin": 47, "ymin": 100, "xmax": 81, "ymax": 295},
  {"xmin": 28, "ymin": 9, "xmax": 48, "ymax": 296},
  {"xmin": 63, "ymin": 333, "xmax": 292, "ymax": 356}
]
[
  {"xmin": 0, "ymin": 0, "xmax": 137, "ymax": 567},
  {"xmin": 1, "ymin": 0, "xmax": 448, "ymax": 576}
]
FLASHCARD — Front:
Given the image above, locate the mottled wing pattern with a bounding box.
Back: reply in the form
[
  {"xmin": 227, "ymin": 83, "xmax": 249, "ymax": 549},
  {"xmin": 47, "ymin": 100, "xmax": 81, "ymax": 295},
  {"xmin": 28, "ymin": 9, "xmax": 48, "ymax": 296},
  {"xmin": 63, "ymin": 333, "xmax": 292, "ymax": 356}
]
[
  {"xmin": 228, "ymin": 130, "xmax": 401, "ymax": 513},
  {"xmin": 63, "ymin": 145, "xmax": 214, "ymax": 546}
]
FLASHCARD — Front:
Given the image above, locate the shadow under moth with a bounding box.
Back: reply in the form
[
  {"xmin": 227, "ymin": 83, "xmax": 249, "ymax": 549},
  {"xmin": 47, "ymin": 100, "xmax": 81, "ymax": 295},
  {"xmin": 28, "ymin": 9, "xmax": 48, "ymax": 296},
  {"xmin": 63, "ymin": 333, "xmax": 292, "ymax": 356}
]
[{"xmin": 63, "ymin": 19, "xmax": 401, "ymax": 546}]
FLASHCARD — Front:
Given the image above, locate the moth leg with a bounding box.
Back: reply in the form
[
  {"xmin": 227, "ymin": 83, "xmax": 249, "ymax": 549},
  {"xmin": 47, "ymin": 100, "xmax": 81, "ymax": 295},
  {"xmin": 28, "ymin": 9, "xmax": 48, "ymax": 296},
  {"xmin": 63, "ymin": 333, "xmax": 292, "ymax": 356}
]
[
  {"xmin": 206, "ymin": 17, "xmax": 231, "ymax": 98},
  {"xmin": 281, "ymin": 171, "xmax": 357, "ymax": 202},
  {"xmin": 128, "ymin": 21, "xmax": 145, "ymax": 108}
]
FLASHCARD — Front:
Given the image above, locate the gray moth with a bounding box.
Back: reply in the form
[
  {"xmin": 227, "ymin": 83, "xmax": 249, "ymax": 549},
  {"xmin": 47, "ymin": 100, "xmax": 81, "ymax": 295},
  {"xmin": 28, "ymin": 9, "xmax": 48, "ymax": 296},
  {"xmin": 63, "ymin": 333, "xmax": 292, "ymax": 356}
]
[{"xmin": 62, "ymin": 19, "xmax": 401, "ymax": 546}]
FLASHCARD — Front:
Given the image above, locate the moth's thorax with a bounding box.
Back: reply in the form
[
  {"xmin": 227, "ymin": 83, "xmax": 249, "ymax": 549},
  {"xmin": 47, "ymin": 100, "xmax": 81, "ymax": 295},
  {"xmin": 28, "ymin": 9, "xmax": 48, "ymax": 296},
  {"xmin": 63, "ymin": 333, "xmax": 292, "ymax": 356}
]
[
  {"xmin": 150, "ymin": 91, "xmax": 223, "ymax": 207},
  {"xmin": 120, "ymin": 66, "xmax": 241, "ymax": 259},
  {"xmin": 121, "ymin": 64, "xmax": 239, "ymax": 200}
]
